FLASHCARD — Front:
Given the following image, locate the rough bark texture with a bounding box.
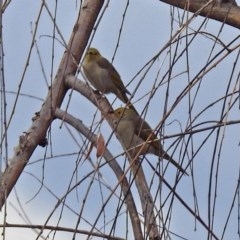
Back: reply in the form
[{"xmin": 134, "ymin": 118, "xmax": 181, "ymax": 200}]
[{"xmin": 0, "ymin": 0, "xmax": 104, "ymax": 210}]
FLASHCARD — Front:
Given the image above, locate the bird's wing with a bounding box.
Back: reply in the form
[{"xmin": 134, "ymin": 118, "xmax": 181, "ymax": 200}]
[
  {"xmin": 134, "ymin": 116, "xmax": 160, "ymax": 150},
  {"xmin": 97, "ymin": 56, "xmax": 130, "ymax": 95},
  {"xmin": 96, "ymin": 56, "xmax": 110, "ymax": 68},
  {"xmin": 96, "ymin": 56, "xmax": 120, "ymax": 77}
]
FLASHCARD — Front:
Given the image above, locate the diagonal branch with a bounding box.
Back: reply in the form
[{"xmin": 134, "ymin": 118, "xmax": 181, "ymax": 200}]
[
  {"xmin": 159, "ymin": 0, "xmax": 240, "ymax": 29},
  {"xmin": 65, "ymin": 75, "xmax": 162, "ymax": 239},
  {"xmin": 0, "ymin": 0, "xmax": 104, "ymax": 210},
  {"xmin": 54, "ymin": 108, "xmax": 144, "ymax": 240}
]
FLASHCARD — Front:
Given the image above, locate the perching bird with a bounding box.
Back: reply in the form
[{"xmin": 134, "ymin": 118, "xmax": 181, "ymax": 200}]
[
  {"xmin": 82, "ymin": 48, "xmax": 136, "ymax": 111},
  {"xmin": 114, "ymin": 107, "xmax": 187, "ymax": 175}
]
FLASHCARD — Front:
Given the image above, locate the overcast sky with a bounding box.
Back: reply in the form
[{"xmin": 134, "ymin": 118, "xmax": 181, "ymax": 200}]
[{"xmin": 1, "ymin": 0, "xmax": 240, "ymax": 239}]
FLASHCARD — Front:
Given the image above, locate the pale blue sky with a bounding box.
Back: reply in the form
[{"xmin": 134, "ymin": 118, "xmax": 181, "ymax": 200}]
[{"xmin": 1, "ymin": 0, "xmax": 240, "ymax": 239}]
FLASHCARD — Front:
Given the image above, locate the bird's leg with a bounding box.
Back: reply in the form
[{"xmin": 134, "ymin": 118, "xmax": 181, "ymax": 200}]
[
  {"xmin": 93, "ymin": 89, "xmax": 100, "ymax": 94},
  {"xmin": 92, "ymin": 89, "xmax": 105, "ymax": 100}
]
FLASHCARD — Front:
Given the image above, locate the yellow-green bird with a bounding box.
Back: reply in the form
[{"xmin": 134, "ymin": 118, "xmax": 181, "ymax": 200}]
[
  {"xmin": 82, "ymin": 48, "xmax": 136, "ymax": 110},
  {"xmin": 114, "ymin": 107, "xmax": 187, "ymax": 175}
]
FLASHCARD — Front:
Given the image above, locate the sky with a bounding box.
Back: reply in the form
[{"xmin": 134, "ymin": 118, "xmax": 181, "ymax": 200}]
[{"xmin": 1, "ymin": 0, "xmax": 240, "ymax": 239}]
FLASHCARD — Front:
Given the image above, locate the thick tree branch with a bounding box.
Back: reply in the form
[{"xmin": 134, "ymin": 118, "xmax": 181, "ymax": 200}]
[
  {"xmin": 160, "ymin": 0, "xmax": 240, "ymax": 29},
  {"xmin": 0, "ymin": 0, "xmax": 104, "ymax": 210},
  {"xmin": 65, "ymin": 75, "xmax": 161, "ymax": 239}
]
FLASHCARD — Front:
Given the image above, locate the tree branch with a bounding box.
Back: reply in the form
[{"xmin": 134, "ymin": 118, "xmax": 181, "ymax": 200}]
[
  {"xmin": 0, "ymin": 0, "xmax": 104, "ymax": 210},
  {"xmin": 159, "ymin": 0, "xmax": 240, "ymax": 29},
  {"xmin": 65, "ymin": 75, "xmax": 161, "ymax": 239},
  {"xmin": 55, "ymin": 108, "xmax": 144, "ymax": 240}
]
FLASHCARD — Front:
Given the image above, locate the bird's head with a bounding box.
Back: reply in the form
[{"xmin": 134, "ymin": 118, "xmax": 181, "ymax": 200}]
[
  {"xmin": 114, "ymin": 107, "xmax": 135, "ymax": 120},
  {"xmin": 83, "ymin": 47, "xmax": 101, "ymax": 62}
]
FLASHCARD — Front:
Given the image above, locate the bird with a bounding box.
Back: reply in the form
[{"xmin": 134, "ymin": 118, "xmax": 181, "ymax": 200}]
[
  {"xmin": 82, "ymin": 47, "xmax": 136, "ymax": 111},
  {"xmin": 114, "ymin": 107, "xmax": 187, "ymax": 175}
]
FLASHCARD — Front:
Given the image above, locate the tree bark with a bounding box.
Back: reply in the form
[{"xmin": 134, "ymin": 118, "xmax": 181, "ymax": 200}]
[
  {"xmin": 0, "ymin": 0, "xmax": 104, "ymax": 210},
  {"xmin": 160, "ymin": 0, "xmax": 240, "ymax": 29}
]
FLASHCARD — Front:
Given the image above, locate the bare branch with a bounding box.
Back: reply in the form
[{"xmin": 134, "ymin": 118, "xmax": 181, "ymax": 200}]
[
  {"xmin": 0, "ymin": 0, "xmax": 104, "ymax": 210},
  {"xmin": 55, "ymin": 108, "xmax": 144, "ymax": 240},
  {"xmin": 159, "ymin": 0, "xmax": 240, "ymax": 29},
  {"xmin": 1, "ymin": 223, "xmax": 125, "ymax": 240},
  {"xmin": 65, "ymin": 75, "xmax": 161, "ymax": 238}
]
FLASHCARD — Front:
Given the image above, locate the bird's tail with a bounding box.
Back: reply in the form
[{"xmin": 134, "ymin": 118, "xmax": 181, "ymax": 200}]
[
  {"xmin": 162, "ymin": 152, "xmax": 188, "ymax": 175},
  {"xmin": 119, "ymin": 90, "xmax": 138, "ymax": 114}
]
